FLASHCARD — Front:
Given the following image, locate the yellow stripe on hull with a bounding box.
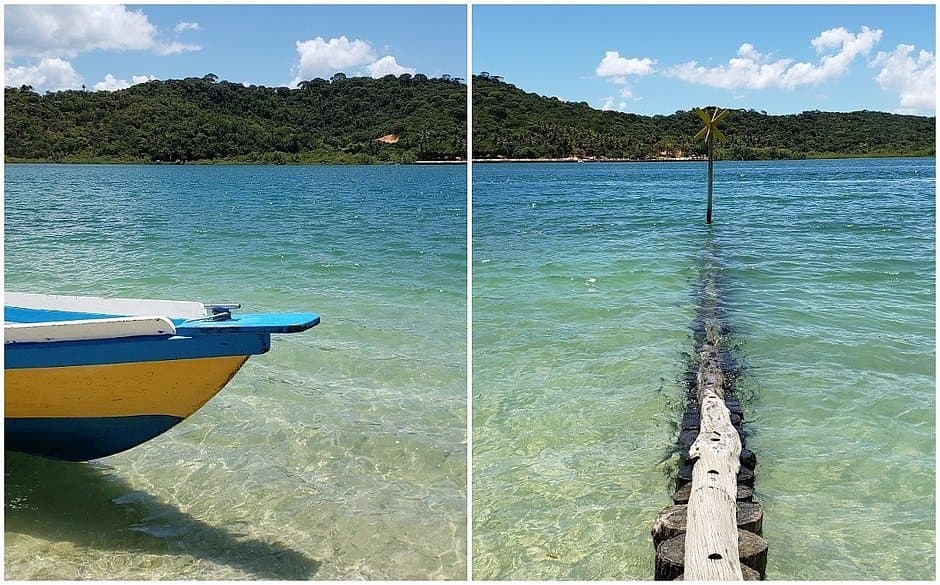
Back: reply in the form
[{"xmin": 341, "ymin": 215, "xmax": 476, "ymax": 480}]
[{"xmin": 6, "ymin": 355, "xmax": 249, "ymax": 419}]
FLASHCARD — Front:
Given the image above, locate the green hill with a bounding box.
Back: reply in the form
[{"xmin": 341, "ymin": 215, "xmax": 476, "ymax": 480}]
[
  {"xmin": 473, "ymin": 75, "xmax": 935, "ymax": 160},
  {"xmin": 5, "ymin": 73, "xmax": 466, "ymax": 164}
]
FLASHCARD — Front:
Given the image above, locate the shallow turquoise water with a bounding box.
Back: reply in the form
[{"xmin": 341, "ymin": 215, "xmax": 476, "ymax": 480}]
[
  {"xmin": 5, "ymin": 164, "xmax": 467, "ymax": 579},
  {"xmin": 472, "ymin": 159, "xmax": 935, "ymax": 579}
]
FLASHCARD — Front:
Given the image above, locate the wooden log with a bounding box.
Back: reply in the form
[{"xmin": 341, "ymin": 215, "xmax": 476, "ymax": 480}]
[
  {"xmin": 736, "ymin": 502, "xmax": 763, "ymax": 536},
  {"xmin": 651, "ymin": 505, "xmax": 687, "ymax": 549},
  {"xmin": 684, "ymin": 390, "xmax": 743, "ymax": 578},
  {"xmin": 725, "ymin": 399, "xmax": 743, "ymax": 418},
  {"xmin": 737, "ymin": 465, "xmax": 755, "ymax": 487},
  {"xmin": 740, "ymin": 448, "xmax": 757, "ymax": 470},
  {"xmin": 675, "ymin": 565, "xmax": 761, "ymax": 581},
  {"xmin": 659, "ymin": 264, "xmax": 765, "ymax": 581},
  {"xmin": 678, "ymin": 429, "xmax": 699, "ymax": 451},
  {"xmin": 653, "ymin": 502, "xmax": 764, "ymax": 548},
  {"xmin": 655, "ymin": 534, "xmax": 685, "ymax": 580},
  {"xmin": 676, "ymin": 463, "xmax": 694, "ymax": 489},
  {"xmin": 738, "ymin": 530, "xmax": 768, "ymax": 576},
  {"xmin": 673, "ymin": 482, "xmax": 752, "ymax": 505},
  {"xmin": 681, "ymin": 410, "xmax": 700, "ymax": 430},
  {"xmin": 658, "ymin": 530, "xmax": 767, "ymax": 581}
]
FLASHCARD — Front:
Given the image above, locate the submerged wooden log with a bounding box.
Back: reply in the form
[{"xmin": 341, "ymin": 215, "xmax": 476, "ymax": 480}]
[
  {"xmin": 683, "ymin": 422, "xmax": 744, "ymax": 578},
  {"xmin": 736, "ymin": 501, "xmax": 764, "ymax": 536},
  {"xmin": 676, "ymin": 565, "xmax": 761, "ymax": 581},
  {"xmin": 738, "ymin": 529, "xmax": 769, "ymax": 576},
  {"xmin": 683, "ymin": 311, "xmax": 744, "ymax": 580},
  {"xmin": 740, "ymin": 447, "xmax": 757, "ymax": 470},
  {"xmin": 652, "ymin": 505, "xmax": 687, "ymax": 549},
  {"xmin": 652, "ymin": 502, "xmax": 764, "ymax": 549},
  {"xmin": 655, "ymin": 534, "xmax": 686, "ymax": 580},
  {"xmin": 737, "ymin": 465, "xmax": 755, "ymax": 487},
  {"xmin": 673, "ymin": 481, "xmax": 752, "ymax": 505},
  {"xmin": 656, "ymin": 530, "xmax": 767, "ymax": 581},
  {"xmin": 655, "ymin": 252, "xmax": 766, "ymax": 580}
]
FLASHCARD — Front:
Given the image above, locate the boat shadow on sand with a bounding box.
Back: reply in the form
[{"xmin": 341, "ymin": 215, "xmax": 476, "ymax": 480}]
[{"xmin": 5, "ymin": 451, "xmax": 321, "ymax": 579}]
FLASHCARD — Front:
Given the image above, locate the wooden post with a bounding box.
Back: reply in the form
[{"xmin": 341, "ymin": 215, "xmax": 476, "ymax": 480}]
[{"xmin": 705, "ymin": 135, "xmax": 714, "ymax": 224}]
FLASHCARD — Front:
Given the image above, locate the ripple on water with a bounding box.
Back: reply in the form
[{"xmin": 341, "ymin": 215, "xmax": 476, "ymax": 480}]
[
  {"xmin": 5, "ymin": 164, "xmax": 467, "ymax": 579},
  {"xmin": 473, "ymin": 158, "xmax": 934, "ymax": 580}
]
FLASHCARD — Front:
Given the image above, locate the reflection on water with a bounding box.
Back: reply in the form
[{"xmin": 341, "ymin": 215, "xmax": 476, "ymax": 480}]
[{"xmin": 5, "ymin": 451, "xmax": 321, "ymax": 579}]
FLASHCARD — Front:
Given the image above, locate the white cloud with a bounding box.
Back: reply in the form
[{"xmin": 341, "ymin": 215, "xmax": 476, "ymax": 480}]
[
  {"xmin": 812, "ymin": 27, "xmax": 856, "ymax": 53},
  {"xmin": 94, "ymin": 73, "xmax": 129, "ymax": 91},
  {"xmin": 366, "ymin": 55, "xmax": 415, "ymax": 78},
  {"xmin": 291, "ymin": 35, "xmax": 416, "ymax": 86},
  {"xmin": 596, "ymin": 52, "xmax": 656, "ymax": 78},
  {"xmin": 600, "ymin": 96, "xmax": 619, "ymax": 111},
  {"xmin": 782, "ymin": 26, "xmax": 882, "ymax": 87},
  {"xmin": 293, "ymin": 36, "xmax": 375, "ymax": 82},
  {"xmin": 175, "ymin": 21, "xmax": 201, "ymax": 33},
  {"xmin": 669, "ymin": 44, "xmax": 793, "ymax": 90},
  {"xmin": 595, "ymin": 52, "xmax": 655, "ymax": 103},
  {"xmin": 871, "ymin": 44, "xmax": 935, "ymax": 114},
  {"xmin": 5, "ymin": 58, "xmax": 83, "ymax": 91},
  {"xmin": 600, "ymin": 90, "xmax": 631, "ymax": 112},
  {"xmin": 155, "ymin": 41, "xmax": 201, "ymax": 56},
  {"xmin": 668, "ymin": 26, "xmax": 882, "ymax": 90},
  {"xmin": 5, "ymin": 5, "xmax": 200, "ymax": 59},
  {"xmin": 93, "ymin": 73, "xmax": 157, "ymax": 91}
]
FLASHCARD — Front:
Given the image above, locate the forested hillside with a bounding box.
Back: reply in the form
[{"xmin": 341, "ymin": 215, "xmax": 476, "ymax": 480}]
[
  {"xmin": 5, "ymin": 73, "xmax": 466, "ymax": 164},
  {"xmin": 473, "ymin": 75, "xmax": 935, "ymax": 160}
]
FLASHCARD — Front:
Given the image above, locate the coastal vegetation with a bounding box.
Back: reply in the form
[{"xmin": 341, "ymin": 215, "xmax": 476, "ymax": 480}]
[
  {"xmin": 473, "ymin": 75, "xmax": 935, "ymax": 160},
  {"xmin": 5, "ymin": 73, "xmax": 466, "ymax": 164}
]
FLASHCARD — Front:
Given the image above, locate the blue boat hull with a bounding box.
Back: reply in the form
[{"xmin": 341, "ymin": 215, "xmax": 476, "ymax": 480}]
[{"xmin": 6, "ymin": 415, "xmax": 183, "ymax": 461}]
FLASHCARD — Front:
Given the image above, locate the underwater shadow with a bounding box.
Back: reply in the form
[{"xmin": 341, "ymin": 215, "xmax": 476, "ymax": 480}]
[{"xmin": 5, "ymin": 451, "xmax": 321, "ymax": 579}]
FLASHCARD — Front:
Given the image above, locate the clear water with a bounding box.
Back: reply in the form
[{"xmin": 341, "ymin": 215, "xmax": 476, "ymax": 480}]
[
  {"xmin": 472, "ymin": 159, "xmax": 935, "ymax": 580},
  {"xmin": 4, "ymin": 164, "xmax": 467, "ymax": 579}
]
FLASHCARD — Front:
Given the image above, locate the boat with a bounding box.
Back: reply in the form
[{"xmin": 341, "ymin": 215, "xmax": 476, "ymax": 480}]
[{"xmin": 5, "ymin": 292, "xmax": 320, "ymax": 461}]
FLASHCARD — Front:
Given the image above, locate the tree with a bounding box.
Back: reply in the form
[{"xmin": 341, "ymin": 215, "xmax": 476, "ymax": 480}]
[
  {"xmin": 693, "ymin": 106, "xmax": 728, "ymax": 224},
  {"xmin": 5, "ymin": 72, "xmax": 467, "ymax": 163}
]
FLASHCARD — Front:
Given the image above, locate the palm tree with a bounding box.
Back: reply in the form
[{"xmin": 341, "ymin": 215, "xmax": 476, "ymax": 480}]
[{"xmin": 693, "ymin": 107, "xmax": 728, "ymax": 224}]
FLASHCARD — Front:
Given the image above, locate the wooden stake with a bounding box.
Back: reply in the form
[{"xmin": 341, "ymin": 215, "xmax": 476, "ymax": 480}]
[{"xmin": 706, "ymin": 135, "xmax": 714, "ymax": 224}]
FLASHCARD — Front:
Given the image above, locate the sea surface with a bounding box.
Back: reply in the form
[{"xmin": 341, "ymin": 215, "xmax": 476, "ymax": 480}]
[
  {"xmin": 4, "ymin": 164, "xmax": 467, "ymax": 579},
  {"xmin": 472, "ymin": 158, "xmax": 935, "ymax": 580}
]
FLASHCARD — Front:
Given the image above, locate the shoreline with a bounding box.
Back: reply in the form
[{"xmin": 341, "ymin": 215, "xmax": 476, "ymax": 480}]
[
  {"xmin": 6, "ymin": 153, "xmax": 932, "ymax": 166},
  {"xmin": 472, "ymin": 153, "xmax": 935, "ymax": 163},
  {"xmin": 4, "ymin": 158, "xmax": 468, "ymax": 166},
  {"xmin": 472, "ymin": 157, "xmax": 703, "ymax": 163}
]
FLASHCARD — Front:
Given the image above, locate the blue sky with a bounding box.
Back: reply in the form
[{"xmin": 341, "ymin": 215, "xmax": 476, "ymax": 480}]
[
  {"xmin": 473, "ymin": 5, "xmax": 935, "ymax": 115},
  {"xmin": 5, "ymin": 5, "xmax": 467, "ymax": 92}
]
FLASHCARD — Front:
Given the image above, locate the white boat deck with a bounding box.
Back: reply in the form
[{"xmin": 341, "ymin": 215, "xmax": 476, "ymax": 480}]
[
  {"xmin": 4, "ymin": 293, "xmax": 207, "ymax": 344},
  {"xmin": 5, "ymin": 316, "xmax": 177, "ymax": 344},
  {"xmin": 5, "ymin": 293, "xmax": 208, "ymax": 319}
]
